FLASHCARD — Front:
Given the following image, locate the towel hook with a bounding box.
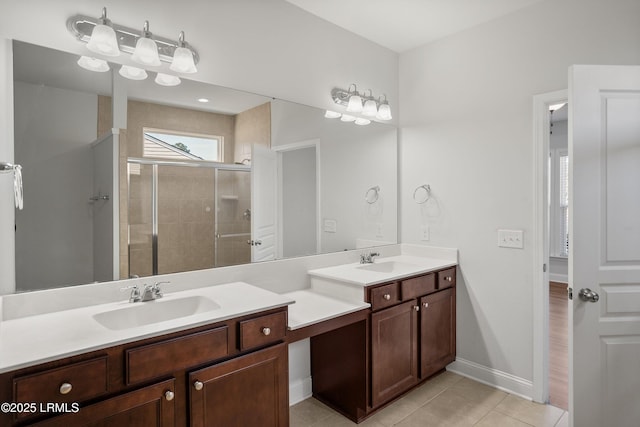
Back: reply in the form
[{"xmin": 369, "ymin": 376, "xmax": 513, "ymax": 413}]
[
  {"xmin": 413, "ymin": 184, "xmax": 431, "ymax": 204},
  {"xmin": 364, "ymin": 186, "xmax": 380, "ymax": 204}
]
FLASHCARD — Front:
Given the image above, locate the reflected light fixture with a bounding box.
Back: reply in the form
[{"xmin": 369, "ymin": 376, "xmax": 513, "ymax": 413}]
[
  {"xmin": 131, "ymin": 21, "xmax": 161, "ymax": 66},
  {"xmin": 77, "ymin": 56, "xmax": 110, "ymax": 72},
  {"xmin": 355, "ymin": 118, "xmax": 371, "ymax": 126},
  {"xmin": 324, "ymin": 110, "xmax": 341, "ymax": 119},
  {"xmin": 375, "ymin": 95, "xmax": 392, "ymax": 121},
  {"xmin": 86, "ymin": 7, "xmax": 120, "ymax": 57},
  {"xmin": 170, "ymin": 31, "xmax": 198, "ymax": 74},
  {"xmin": 329, "ymin": 85, "xmax": 391, "ymax": 125},
  {"xmin": 155, "ymin": 73, "xmax": 181, "ymax": 86},
  {"xmin": 119, "ymin": 65, "xmax": 148, "ymax": 80},
  {"xmin": 362, "ymin": 89, "xmax": 378, "ymax": 117},
  {"xmin": 340, "ymin": 114, "xmax": 356, "ymax": 122},
  {"xmin": 345, "ymin": 84, "xmax": 363, "ymax": 113}
]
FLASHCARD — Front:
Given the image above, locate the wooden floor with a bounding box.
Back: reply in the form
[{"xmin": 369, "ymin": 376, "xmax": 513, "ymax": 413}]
[{"xmin": 549, "ymin": 281, "xmax": 568, "ymax": 410}]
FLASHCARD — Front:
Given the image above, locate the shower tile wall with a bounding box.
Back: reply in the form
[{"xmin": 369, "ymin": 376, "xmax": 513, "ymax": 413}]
[
  {"xmin": 216, "ymin": 169, "xmax": 251, "ymax": 267},
  {"xmin": 128, "ymin": 163, "xmax": 153, "ymax": 277}
]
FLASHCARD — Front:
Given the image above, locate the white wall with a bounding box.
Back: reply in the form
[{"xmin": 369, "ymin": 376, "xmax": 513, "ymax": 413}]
[
  {"xmin": 0, "ymin": 39, "xmax": 14, "ymax": 295},
  {"xmin": 14, "ymin": 82, "xmax": 97, "ymax": 291},
  {"xmin": 399, "ymin": 0, "xmax": 640, "ymax": 393}
]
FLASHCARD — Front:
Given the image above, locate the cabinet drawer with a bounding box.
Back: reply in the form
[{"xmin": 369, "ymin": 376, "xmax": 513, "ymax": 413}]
[
  {"xmin": 14, "ymin": 356, "xmax": 108, "ymax": 419},
  {"xmin": 126, "ymin": 326, "xmax": 228, "ymax": 385},
  {"xmin": 401, "ymin": 274, "xmax": 435, "ymax": 300},
  {"xmin": 239, "ymin": 311, "xmax": 287, "ymax": 351},
  {"xmin": 437, "ymin": 268, "xmax": 456, "ymax": 289},
  {"xmin": 369, "ymin": 282, "xmax": 400, "ymax": 311}
]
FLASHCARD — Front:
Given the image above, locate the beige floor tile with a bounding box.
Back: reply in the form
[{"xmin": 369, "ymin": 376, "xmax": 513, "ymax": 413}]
[
  {"xmin": 554, "ymin": 411, "xmax": 569, "ymax": 427},
  {"xmin": 290, "ymin": 398, "xmax": 336, "ymax": 426},
  {"xmin": 394, "ymin": 407, "xmax": 475, "ymax": 427},
  {"xmin": 365, "ymin": 396, "xmax": 423, "ymax": 426},
  {"xmin": 447, "ymin": 377, "xmax": 508, "ymax": 407},
  {"xmin": 310, "ymin": 413, "xmax": 386, "ymax": 427},
  {"xmin": 475, "ymin": 410, "xmax": 535, "ymax": 427},
  {"xmin": 396, "ymin": 388, "xmax": 495, "ymax": 426},
  {"xmin": 403, "ymin": 372, "xmax": 464, "ymax": 407},
  {"xmin": 494, "ymin": 395, "xmax": 564, "ymax": 427}
]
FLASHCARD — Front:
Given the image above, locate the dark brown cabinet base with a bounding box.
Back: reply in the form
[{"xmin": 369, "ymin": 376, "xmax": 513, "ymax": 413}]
[{"xmin": 311, "ymin": 267, "xmax": 457, "ymax": 424}]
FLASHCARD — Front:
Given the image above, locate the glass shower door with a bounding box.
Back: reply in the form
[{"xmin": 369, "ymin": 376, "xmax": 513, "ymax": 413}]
[{"xmin": 215, "ymin": 168, "xmax": 251, "ymax": 267}]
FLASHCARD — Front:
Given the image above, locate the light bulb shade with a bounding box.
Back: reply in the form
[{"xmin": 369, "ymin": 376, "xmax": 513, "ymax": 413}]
[
  {"xmin": 376, "ymin": 103, "xmax": 392, "ymax": 120},
  {"xmin": 170, "ymin": 47, "xmax": 197, "ymax": 73},
  {"xmin": 119, "ymin": 65, "xmax": 148, "ymax": 80},
  {"xmin": 340, "ymin": 114, "xmax": 356, "ymax": 122},
  {"xmin": 362, "ymin": 99, "xmax": 378, "ymax": 117},
  {"xmin": 346, "ymin": 94, "xmax": 363, "ymax": 113},
  {"xmin": 324, "ymin": 110, "xmax": 342, "ymax": 119},
  {"xmin": 77, "ymin": 56, "xmax": 110, "ymax": 72},
  {"xmin": 155, "ymin": 73, "xmax": 181, "ymax": 86},
  {"xmin": 86, "ymin": 24, "xmax": 120, "ymax": 57},
  {"xmin": 355, "ymin": 118, "xmax": 371, "ymax": 126},
  {"xmin": 131, "ymin": 37, "xmax": 161, "ymax": 66}
]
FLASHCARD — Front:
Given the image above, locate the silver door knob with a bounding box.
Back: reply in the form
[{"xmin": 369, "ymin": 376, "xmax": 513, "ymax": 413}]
[
  {"xmin": 579, "ymin": 288, "xmax": 599, "ymax": 303},
  {"xmin": 194, "ymin": 381, "xmax": 204, "ymax": 391}
]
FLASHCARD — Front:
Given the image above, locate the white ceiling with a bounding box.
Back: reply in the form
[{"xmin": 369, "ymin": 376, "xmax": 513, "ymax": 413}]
[{"xmin": 285, "ymin": 0, "xmax": 546, "ymax": 52}]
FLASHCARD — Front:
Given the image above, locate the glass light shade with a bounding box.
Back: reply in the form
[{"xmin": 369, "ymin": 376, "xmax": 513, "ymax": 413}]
[
  {"xmin": 77, "ymin": 56, "xmax": 110, "ymax": 72},
  {"xmin": 169, "ymin": 47, "xmax": 197, "ymax": 73},
  {"xmin": 155, "ymin": 73, "xmax": 181, "ymax": 86},
  {"xmin": 340, "ymin": 114, "xmax": 356, "ymax": 122},
  {"xmin": 355, "ymin": 118, "xmax": 371, "ymax": 126},
  {"xmin": 119, "ymin": 65, "xmax": 148, "ymax": 80},
  {"xmin": 86, "ymin": 24, "xmax": 120, "ymax": 57},
  {"xmin": 324, "ymin": 110, "xmax": 342, "ymax": 119},
  {"xmin": 376, "ymin": 103, "xmax": 392, "ymax": 120},
  {"xmin": 362, "ymin": 99, "xmax": 378, "ymax": 117},
  {"xmin": 346, "ymin": 94, "xmax": 363, "ymax": 113},
  {"xmin": 131, "ymin": 37, "xmax": 161, "ymax": 66}
]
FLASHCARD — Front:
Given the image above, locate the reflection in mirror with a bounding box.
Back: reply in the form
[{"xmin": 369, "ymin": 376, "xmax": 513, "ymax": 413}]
[{"xmin": 12, "ymin": 40, "xmax": 397, "ymax": 293}]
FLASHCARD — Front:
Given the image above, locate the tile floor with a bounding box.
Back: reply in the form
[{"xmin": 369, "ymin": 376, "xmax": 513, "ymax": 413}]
[{"xmin": 290, "ymin": 372, "xmax": 568, "ymax": 427}]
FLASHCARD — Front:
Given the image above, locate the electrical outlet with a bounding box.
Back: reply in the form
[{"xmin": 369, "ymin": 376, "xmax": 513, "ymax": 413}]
[
  {"xmin": 498, "ymin": 229, "xmax": 524, "ymax": 249},
  {"xmin": 420, "ymin": 225, "xmax": 430, "ymax": 241}
]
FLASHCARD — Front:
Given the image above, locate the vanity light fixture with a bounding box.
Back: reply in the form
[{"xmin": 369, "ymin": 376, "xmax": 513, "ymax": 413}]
[
  {"xmin": 330, "ymin": 85, "xmax": 392, "ymax": 124},
  {"xmin": 340, "ymin": 114, "xmax": 357, "ymax": 122},
  {"xmin": 67, "ymin": 8, "xmax": 200, "ymax": 86},
  {"xmin": 77, "ymin": 56, "xmax": 110, "ymax": 72},
  {"xmin": 354, "ymin": 118, "xmax": 371, "ymax": 126},
  {"xmin": 85, "ymin": 8, "xmax": 120, "ymax": 57}
]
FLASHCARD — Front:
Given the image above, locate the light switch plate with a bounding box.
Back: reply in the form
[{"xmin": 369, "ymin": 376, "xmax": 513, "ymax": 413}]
[
  {"xmin": 498, "ymin": 229, "xmax": 524, "ymax": 249},
  {"xmin": 324, "ymin": 219, "xmax": 337, "ymax": 233}
]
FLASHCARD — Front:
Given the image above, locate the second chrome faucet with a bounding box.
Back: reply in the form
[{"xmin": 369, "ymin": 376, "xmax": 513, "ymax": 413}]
[{"xmin": 123, "ymin": 281, "xmax": 171, "ymax": 303}]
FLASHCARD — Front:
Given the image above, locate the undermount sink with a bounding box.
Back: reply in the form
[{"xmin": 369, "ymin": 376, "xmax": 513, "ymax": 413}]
[
  {"xmin": 356, "ymin": 261, "xmax": 420, "ymax": 273},
  {"xmin": 93, "ymin": 295, "xmax": 221, "ymax": 330}
]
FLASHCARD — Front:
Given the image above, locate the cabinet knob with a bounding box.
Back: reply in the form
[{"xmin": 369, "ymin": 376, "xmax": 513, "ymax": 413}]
[
  {"xmin": 414, "ymin": 305, "xmax": 420, "ymax": 312},
  {"xmin": 59, "ymin": 382, "xmax": 72, "ymax": 395},
  {"xmin": 262, "ymin": 327, "xmax": 271, "ymax": 336},
  {"xmin": 164, "ymin": 390, "xmax": 174, "ymax": 401},
  {"xmin": 194, "ymin": 380, "xmax": 204, "ymax": 391},
  {"xmin": 383, "ymin": 294, "xmax": 391, "ymax": 301},
  {"xmin": 445, "ymin": 276, "xmax": 453, "ymax": 282},
  {"xmin": 423, "ymin": 302, "xmax": 429, "ymax": 308}
]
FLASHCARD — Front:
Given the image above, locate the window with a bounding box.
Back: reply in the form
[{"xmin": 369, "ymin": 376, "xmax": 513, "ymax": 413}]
[
  {"xmin": 550, "ymin": 149, "xmax": 569, "ymax": 257},
  {"xmin": 142, "ymin": 129, "xmax": 224, "ymax": 162}
]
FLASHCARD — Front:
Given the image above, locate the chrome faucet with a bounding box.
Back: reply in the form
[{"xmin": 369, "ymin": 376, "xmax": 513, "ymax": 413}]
[
  {"xmin": 122, "ymin": 281, "xmax": 171, "ymax": 303},
  {"xmin": 360, "ymin": 252, "xmax": 380, "ymax": 264}
]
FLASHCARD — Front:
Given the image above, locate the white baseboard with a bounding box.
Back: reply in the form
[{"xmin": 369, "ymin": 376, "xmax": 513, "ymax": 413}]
[
  {"xmin": 549, "ymin": 274, "xmax": 568, "ymax": 284},
  {"xmin": 289, "ymin": 377, "xmax": 313, "ymax": 406},
  {"xmin": 447, "ymin": 358, "xmax": 533, "ymax": 401}
]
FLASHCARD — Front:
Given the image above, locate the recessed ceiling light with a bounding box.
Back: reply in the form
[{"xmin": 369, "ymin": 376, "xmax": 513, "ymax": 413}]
[{"xmin": 198, "ymin": 98, "xmax": 209, "ymax": 103}]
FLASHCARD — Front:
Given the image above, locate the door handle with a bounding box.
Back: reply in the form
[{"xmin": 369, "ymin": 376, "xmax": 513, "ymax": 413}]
[{"xmin": 578, "ymin": 288, "xmax": 599, "ymax": 303}]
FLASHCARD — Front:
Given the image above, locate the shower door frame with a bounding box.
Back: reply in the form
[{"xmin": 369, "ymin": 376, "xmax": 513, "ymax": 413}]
[{"xmin": 127, "ymin": 158, "xmax": 249, "ymax": 276}]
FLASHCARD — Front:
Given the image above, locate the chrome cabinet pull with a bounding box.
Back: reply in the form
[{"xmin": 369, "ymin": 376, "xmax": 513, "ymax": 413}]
[
  {"xmin": 383, "ymin": 294, "xmax": 391, "ymax": 301},
  {"xmin": 423, "ymin": 302, "xmax": 429, "ymax": 308},
  {"xmin": 262, "ymin": 327, "xmax": 271, "ymax": 336},
  {"xmin": 59, "ymin": 382, "xmax": 72, "ymax": 395},
  {"xmin": 413, "ymin": 305, "xmax": 420, "ymax": 312},
  {"xmin": 164, "ymin": 390, "xmax": 174, "ymax": 401},
  {"xmin": 194, "ymin": 380, "xmax": 204, "ymax": 391}
]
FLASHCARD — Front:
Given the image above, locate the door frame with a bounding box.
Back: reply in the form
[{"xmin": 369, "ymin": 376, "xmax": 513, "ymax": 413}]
[{"xmin": 532, "ymin": 89, "xmax": 568, "ymax": 404}]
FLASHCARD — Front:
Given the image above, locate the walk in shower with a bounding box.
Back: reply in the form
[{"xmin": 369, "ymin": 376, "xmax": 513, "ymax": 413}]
[{"xmin": 127, "ymin": 159, "xmax": 250, "ymax": 277}]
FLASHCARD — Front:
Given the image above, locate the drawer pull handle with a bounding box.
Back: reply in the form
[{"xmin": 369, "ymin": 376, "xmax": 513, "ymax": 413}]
[
  {"xmin": 59, "ymin": 382, "xmax": 73, "ymax": 395},
  {"xmin": 445, "ymin": 276, "xmax": 453, "ymax": 282},
  {"xmin": 414, "ymin": 305, "xmax": 420, "ymax": 312},
  {"xmin": 424, "ymin": 302, "xmax": 429, "ymax": 308},
  {"xmin": 164, "ymin": 390, "xmax": 175, "ymax": 401},
  {"xmin": 262, "ymin": 327, "xmax": 271, "ymax": 336},
  {"xmin": 383, "ymin": 294, "xmax": 391, "ymax": 301},
  {"xmin": 194, "ymin": 381, "xmax": 204, "ymax": 391}
]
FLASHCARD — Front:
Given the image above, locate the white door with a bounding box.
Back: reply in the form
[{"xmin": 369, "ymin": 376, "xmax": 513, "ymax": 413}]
[
  {"xmin": 250, "ymin": 144, "xmax": 277, "ymax": 262},
  {"xmin": 570, "ymin": 65, "xmax": 640, "ymax": 427}
]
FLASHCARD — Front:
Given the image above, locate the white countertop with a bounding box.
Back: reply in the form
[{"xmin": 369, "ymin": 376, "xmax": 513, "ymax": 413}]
[
  {"xmin": 308, "ymin": 255, "xmax": 457, "ymax": 287},
  {"xmin": 284, "ymin": 290, "xmax": 370, "ymax": 330},
  {"xmin": 0, "ymin": 282, "xmax": 294, "ymax": 374}
]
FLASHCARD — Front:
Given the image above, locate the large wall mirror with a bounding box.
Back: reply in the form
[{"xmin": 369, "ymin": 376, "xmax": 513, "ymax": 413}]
[{"xmin": 12, "ymin": 40, "xmax": 398, "ymax": 293}]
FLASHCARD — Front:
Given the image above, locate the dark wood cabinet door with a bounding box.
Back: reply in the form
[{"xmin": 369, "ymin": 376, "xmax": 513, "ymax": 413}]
[
  {"xmin": 370, "ymin": 300, "xmax": 419, "ymax": 408},
  {"xmin": 189, "ymin": 343, "xmax": 288, "ymax": 427},
  {"xmin": 420, "ymin": 287, "xmax": 456, "ymax": 379},
  {"xmin": 32, "ymin": 379, "xmax": 176, "ymax": 427}
]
